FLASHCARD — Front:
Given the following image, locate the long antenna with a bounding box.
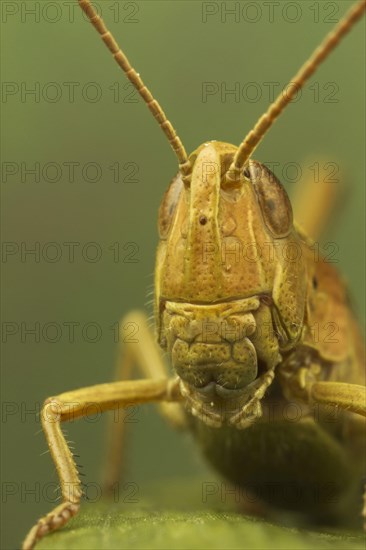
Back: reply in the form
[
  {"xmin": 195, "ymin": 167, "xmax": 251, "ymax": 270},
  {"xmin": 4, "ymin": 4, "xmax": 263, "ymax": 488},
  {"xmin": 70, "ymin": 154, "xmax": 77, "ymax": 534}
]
[
  {"xmin": 78, "ymin": 0, "xmax": 191, "ymax": 181},
  {"xmin": 226, "ymin": 0, "xmax": 366, "ymax": 183}
]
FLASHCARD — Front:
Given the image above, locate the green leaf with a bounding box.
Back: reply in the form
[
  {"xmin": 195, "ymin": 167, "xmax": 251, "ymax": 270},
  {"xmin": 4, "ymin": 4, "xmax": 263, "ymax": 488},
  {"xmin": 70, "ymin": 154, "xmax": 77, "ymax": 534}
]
[{"xmin": 37, "ymin": 489, "xmax": 365, "ymax": 550}]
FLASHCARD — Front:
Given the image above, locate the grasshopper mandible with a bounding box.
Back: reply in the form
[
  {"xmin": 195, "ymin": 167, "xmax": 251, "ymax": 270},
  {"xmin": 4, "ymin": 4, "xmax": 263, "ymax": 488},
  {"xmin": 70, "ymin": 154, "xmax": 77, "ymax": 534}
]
[{"xmin": 23, "ymin": 1, "xmax": 366, "ymax": 548}]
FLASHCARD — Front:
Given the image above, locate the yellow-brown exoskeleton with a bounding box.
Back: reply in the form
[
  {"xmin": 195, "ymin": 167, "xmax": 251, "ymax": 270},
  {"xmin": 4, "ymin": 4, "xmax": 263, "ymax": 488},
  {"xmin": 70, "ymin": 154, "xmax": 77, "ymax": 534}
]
[{"xmin": 23, "ymin": 1, "xmax": 366, "ymax": 548}]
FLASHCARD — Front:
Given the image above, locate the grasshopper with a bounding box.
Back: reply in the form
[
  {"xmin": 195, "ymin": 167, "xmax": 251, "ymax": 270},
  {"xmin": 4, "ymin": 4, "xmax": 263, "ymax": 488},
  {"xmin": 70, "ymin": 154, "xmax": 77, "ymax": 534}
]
[{"xmin": 23, "ymin": 1, "xmax": 366, "ymax": 548}]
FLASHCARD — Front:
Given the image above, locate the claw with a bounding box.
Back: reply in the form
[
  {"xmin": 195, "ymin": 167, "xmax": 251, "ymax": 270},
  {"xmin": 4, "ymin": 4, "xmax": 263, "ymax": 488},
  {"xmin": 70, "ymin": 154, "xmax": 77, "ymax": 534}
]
[{"xmin": 22, "ymin": 502, "xmax": 79, "ymax": 550}]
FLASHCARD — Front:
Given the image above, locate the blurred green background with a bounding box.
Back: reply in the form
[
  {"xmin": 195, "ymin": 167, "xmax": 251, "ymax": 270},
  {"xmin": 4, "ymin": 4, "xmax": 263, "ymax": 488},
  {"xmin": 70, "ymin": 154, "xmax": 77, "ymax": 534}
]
[{"xmin": 1, "ymin": 1, "xmax": 365, "ymax": 549}]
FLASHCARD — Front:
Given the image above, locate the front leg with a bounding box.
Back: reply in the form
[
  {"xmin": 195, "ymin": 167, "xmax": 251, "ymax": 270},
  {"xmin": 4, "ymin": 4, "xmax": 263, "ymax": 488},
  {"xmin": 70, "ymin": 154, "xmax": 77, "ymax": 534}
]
[
  {"xmin": 281, "ymin": 357, "xmax": 366, "ymax": 417},
  {"xmin": 22, "ymin": 377, "xmax": 182, "ymax": 550},
  {"xmin": 279, "ymin": 359, "xmax": 366, "ymax": 421},
  {"xmin": 309, "ymin": 380, "xmax": 366, "ymax": 417}
]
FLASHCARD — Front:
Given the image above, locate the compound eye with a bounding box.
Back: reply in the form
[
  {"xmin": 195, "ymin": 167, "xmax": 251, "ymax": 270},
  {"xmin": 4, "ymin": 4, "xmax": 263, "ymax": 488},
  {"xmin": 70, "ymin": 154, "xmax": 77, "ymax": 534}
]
[
  {"xmin": 243, "ymin": 167, "xmax": 250, "ymax": 179},
  {"xmin": 249, "ymin": 161, "xmax": 293, "ymax": 238},
  {"xmin": 158, "ymin": 172, "xmax": 183, "ymax": 239}
]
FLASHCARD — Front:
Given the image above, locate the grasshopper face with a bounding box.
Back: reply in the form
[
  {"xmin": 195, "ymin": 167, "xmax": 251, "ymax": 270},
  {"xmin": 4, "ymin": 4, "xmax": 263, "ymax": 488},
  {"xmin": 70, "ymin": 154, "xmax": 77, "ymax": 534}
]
[
  {"xmin": 75, "ymin": 0, "xmax": 365, "ymax": 431},
  {"xmin": 155, "ymin": 141, "xmax": 308, "ymax": 427}
]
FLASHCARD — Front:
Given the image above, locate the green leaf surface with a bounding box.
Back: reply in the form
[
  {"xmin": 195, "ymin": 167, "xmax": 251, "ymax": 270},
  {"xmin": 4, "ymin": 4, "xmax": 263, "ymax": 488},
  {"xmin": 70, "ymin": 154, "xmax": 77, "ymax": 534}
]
[{"xmin": 36, "ymin": 486, "xmax": 365, "ymax": 550}]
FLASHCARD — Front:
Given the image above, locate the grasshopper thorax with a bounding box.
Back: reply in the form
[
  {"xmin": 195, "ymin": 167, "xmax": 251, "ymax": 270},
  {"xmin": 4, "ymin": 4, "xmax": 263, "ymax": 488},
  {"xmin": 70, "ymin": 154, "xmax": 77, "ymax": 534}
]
[{"xmin": 155, "ymin": 141, "xmax": 308, "ymax": 428}]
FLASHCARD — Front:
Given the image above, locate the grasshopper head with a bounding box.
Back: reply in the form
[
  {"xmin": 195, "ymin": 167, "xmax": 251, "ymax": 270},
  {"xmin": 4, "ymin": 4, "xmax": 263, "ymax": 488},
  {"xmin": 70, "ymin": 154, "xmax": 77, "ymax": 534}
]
[
  {"xmin": 155, "ymin": 141, "xmax": 307, "ymax": 427},
  {"xmin": 79, "ymin": 0, "xmax": 365, "ymax": 426}
]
